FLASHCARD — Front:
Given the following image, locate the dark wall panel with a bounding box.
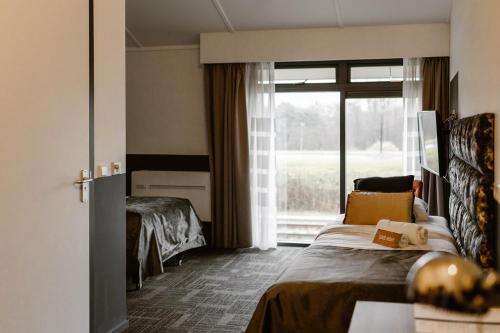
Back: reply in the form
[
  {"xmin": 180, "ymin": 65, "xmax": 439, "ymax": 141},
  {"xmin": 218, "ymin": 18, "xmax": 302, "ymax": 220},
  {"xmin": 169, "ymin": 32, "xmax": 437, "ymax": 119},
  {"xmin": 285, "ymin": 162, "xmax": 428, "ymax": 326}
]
[{"xmin": 93, "ymin": 174, "xmax": 128, "ymax": 333}]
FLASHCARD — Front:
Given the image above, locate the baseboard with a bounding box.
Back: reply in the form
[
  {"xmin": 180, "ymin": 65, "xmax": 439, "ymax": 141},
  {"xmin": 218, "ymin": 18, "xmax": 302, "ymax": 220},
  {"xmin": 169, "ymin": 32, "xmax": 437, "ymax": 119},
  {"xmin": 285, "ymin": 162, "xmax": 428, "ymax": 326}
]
[{"xmin": 107, "ymin": 319, "xmax": 129, "ymax": 333}]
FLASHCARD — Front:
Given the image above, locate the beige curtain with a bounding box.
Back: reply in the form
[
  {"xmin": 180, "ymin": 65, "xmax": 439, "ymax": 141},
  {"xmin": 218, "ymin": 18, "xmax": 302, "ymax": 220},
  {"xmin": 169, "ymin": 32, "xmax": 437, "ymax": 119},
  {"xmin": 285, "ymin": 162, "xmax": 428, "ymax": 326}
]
[
  {"xmin": 421, "ymin": 57, "xmax": 450, "ymax": 217},
  {"xmin": 205, "ymin": 64, "xmax": 252, "ymax": 248}
]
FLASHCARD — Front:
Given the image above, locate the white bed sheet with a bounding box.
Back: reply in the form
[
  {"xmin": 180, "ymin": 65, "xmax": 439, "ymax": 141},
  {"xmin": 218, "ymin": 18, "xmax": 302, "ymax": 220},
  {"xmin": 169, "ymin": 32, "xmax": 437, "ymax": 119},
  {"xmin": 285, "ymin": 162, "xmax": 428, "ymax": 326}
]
[{"xmin": 314, "ymin": 215, "xmax": 458, "ymax": 255}]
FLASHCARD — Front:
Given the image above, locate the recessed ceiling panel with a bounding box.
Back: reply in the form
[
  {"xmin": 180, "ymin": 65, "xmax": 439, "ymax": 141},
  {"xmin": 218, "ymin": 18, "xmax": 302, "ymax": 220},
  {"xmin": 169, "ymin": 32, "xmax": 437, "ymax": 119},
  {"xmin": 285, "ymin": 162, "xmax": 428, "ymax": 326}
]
[
  {"xmin": 125, "ymin": 0, "xmax": 452, "ymax": 47},
  {"xmin": 126, "ymin": 0, "xmax": 227, "ymax": 46},
  {"xmin": 219, "ymin": 0, "xmax": 338, "ymax": 31},
  {"xmin": 338, "ymin": 0, "xmax": 452, "ymax": 26}
]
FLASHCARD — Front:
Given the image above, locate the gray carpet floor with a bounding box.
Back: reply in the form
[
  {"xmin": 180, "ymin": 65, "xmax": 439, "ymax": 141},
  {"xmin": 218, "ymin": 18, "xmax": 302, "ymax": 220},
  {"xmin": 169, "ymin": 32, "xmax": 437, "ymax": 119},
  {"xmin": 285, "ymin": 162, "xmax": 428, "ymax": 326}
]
[{"xmin": 125, "ymin": 246, "xmax": 302, "ymax": 333}]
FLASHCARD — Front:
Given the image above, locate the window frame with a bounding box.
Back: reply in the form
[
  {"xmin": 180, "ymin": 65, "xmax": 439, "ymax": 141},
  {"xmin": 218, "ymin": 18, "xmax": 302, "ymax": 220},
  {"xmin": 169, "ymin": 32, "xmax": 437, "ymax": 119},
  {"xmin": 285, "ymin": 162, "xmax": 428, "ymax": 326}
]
[{"xmin": 275, "ymin": 59, "xmax": 403, "ymax": 214}]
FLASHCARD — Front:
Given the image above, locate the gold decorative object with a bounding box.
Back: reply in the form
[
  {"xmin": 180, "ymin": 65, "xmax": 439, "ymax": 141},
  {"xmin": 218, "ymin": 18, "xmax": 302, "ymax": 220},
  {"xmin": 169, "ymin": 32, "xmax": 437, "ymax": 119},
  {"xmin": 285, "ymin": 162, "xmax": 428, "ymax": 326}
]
[{"xmin": 407, "ymin": 252, "xmax": 500, "ymax": 313}]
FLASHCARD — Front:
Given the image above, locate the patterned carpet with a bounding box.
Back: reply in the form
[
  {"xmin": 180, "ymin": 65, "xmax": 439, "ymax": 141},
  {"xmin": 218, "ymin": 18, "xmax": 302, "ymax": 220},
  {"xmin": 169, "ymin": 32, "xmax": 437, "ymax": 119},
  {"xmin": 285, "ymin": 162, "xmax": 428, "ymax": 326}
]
[{"xmin": 125, "ymin": 246, "xmax": 302, "ymax": 333}]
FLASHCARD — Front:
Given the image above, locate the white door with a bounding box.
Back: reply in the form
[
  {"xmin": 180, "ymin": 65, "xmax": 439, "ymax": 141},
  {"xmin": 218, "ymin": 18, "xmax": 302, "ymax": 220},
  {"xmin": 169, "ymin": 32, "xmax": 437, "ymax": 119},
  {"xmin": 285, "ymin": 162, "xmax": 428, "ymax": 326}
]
[{"xmin": 0, "ymin": 1, "xmax": 90, "ymax": 332}]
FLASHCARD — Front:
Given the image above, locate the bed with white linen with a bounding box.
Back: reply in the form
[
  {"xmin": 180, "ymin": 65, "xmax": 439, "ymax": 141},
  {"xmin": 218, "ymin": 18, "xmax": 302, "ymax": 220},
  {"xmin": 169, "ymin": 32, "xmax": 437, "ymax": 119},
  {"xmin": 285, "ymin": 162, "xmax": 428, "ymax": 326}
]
[
  {"xmin": 247, "ymin": 113, "xmax": 496, "ymax": 333},
  {"xmin": 315, "ymin": 215, "xmax": 457, "ymax": 254},
  {"xmin": 246, "ymin": 215, "xmax": 458, "ymax": 333}
]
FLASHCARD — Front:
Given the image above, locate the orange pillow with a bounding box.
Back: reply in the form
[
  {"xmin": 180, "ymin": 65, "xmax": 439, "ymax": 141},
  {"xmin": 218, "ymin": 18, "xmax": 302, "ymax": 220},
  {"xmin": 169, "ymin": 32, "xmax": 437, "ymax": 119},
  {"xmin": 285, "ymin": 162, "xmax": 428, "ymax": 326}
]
[{"xmin": 343, "ymin": 191, "xmax": 414, "ymax": 225}]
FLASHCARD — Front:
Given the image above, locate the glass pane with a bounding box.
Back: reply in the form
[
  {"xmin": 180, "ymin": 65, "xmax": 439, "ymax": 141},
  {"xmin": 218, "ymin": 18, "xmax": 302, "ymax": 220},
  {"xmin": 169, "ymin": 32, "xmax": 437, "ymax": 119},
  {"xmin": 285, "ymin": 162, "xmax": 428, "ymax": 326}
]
[
  {"xmin": 350, "ymin": 66, "xmax": 403, "ymax": 82},
  {"xmin": 345, "ymin": 98, "xmax": 405, "ymax": 194},
  {"xmin": 275, "ymin": 67, "xmax": 336, "ymax": 84},
  {"xmin": 276, "ymin": 92, "xmax": 340, "ymax": 243}
]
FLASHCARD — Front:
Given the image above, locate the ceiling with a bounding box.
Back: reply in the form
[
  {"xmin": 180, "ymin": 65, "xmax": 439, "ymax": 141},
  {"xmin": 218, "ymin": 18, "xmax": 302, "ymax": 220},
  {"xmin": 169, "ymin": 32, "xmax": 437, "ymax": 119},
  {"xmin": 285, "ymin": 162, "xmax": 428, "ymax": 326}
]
[{"xmin": 126, "ymin": 0, "xmax": 452, "ymax": 48}]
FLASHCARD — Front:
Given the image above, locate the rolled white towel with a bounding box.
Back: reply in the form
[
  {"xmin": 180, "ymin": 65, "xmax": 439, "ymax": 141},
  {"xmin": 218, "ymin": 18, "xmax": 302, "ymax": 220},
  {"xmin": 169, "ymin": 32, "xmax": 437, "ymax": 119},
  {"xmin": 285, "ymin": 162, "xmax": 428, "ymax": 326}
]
[
  {"xmin": 376, "ymin": 219, "xmax": 428, "ymax": 245},
  {"xmin": 398, "ymin": 234, "xmax": 410, "ymax": 248}
]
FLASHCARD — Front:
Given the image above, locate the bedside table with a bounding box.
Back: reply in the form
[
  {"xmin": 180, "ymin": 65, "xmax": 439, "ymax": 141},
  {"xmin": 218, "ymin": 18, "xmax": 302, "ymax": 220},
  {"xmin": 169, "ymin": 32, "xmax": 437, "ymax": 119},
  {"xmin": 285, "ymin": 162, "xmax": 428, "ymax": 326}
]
[{"xmin": 348, "ymin": 301, "xmax": 415, "ymax": 333}]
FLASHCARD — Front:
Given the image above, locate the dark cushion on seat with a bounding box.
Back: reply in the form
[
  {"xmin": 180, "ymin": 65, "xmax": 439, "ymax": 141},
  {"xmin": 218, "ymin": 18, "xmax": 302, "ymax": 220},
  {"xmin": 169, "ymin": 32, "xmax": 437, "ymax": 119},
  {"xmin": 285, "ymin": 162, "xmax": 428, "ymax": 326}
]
[{"xmin": 353, "ymin": 175, "xmax": 415, "ymax": 192}]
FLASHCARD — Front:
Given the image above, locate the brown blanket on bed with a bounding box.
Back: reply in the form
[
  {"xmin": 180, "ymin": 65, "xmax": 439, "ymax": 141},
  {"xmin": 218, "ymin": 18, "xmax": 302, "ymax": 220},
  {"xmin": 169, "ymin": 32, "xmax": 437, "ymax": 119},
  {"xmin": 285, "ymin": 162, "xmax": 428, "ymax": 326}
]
[
  {"xmin": 246, "ymin": 245, "xmax": 426, "ymax": 333},
  {"xmin": 126, "ymin": 197, "xmax": 206, "ymax": 289}
]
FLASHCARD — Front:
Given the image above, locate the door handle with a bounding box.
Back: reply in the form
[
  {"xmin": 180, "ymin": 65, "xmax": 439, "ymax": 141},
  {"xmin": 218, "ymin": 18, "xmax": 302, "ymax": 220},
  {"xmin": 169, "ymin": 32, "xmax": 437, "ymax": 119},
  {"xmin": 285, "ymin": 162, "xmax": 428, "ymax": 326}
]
[
  {"xmin": 74, "ymin": 177, "xmax": 94, "ymax": 185},
  {"xmin": 75, "ymin": 170, "xmax": 93, "ymax": 203}
]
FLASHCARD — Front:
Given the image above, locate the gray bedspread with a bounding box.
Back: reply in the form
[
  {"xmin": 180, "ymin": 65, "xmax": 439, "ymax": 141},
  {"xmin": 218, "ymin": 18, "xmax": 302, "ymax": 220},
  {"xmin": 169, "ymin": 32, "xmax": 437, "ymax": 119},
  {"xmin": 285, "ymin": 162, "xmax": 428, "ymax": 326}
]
[
  {"xmin": 246, "ymin": 245, "xmax": 425, "ymax": 333},
  {"xmin": 126, "ymin": 197, "xmax": 206, "ymax": 288}
]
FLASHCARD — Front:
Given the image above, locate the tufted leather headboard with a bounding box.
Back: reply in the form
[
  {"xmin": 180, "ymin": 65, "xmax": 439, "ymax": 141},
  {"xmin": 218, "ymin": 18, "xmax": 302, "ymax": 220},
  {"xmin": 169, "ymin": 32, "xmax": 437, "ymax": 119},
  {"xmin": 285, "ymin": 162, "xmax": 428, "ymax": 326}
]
[{"xmin": 447, "ymin": 113, "xmax": 495, "ymax": 268}]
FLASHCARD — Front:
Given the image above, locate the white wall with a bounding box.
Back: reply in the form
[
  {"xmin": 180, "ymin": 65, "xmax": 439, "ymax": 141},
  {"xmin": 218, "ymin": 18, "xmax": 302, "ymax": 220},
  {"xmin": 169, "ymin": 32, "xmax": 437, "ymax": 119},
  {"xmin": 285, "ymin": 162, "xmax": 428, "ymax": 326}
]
[
  {"xmin": 450, "ymin": 0, "xmax": 500, "ymax": 197},
  {"xmin": 128, "ymin": 24, "xmax": 450, "ymax": 156},
  {"xmin": 126, "ymin": 47, "xmax": 208, "ymax": 155},
  {"xmin": 95, "ymin": 0, "xmax": 126, "ymax": 175},
  {"xmin": 201, "ymin": 24, "xmax": 450, "ymax": 63}
]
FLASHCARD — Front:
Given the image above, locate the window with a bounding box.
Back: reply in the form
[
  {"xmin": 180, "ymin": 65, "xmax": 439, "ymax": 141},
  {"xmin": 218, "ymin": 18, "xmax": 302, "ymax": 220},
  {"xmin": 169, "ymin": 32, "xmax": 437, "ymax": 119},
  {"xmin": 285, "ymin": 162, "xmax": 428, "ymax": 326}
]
[
  {"xmin": 275, "ymin": 67, "xmax": 336, "ymax": 84},
  {"xmin": 275, "ymin": 60, "xmax": 403, "ymax": 244},
  {"xmin": 276, "ymin": 92, "xmax": 340, "ymax": 243},
  {"xmin": 345, "ymin": 97, "xmax": 404, "ymax": 194},
  {"xmin": 350, "ymin": 66, "xmax": 403, "ymax": 82}
]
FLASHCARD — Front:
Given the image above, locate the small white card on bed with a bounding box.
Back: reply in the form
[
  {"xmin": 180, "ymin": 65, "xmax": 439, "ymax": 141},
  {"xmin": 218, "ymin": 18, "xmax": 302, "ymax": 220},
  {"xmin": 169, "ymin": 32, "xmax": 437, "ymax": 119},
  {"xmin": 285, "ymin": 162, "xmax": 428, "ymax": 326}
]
[
  {"xmin": 372, "ymin": 229, "xmax": 404, "ymax": 248},
  {"xmin": 414, "ymin": 303, "xmax": 500, "ymax": 332}
]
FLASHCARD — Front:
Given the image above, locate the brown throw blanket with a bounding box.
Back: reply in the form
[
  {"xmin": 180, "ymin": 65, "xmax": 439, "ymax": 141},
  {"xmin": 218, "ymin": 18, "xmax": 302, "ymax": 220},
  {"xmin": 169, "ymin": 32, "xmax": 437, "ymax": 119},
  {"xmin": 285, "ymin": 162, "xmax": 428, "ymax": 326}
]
[
  {"xmin": 126, "ymin": 197, "xmax": 206, "ymax": 288},
  {"xmin": 246, "ymin": 245, "xmax": 425, "ymax": 333}
]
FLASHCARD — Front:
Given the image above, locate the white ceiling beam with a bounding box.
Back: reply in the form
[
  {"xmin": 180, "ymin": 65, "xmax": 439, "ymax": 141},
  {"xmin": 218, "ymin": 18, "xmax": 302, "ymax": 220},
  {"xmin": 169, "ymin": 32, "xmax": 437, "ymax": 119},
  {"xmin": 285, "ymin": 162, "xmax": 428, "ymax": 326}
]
[
  {"xmin": 211, "ymin": 0, "xmax": 235, "ymax": 32},
  {"xmin": 333, "ymin": 0, "xmax": 344, "ymax": 28},
  {"xmin": 126, "ymin": 44, "xmax": 200, "ymax": 52},
  {"xmin": 126, "ymin": 26, "xmax": 144, "ymax": 48}
]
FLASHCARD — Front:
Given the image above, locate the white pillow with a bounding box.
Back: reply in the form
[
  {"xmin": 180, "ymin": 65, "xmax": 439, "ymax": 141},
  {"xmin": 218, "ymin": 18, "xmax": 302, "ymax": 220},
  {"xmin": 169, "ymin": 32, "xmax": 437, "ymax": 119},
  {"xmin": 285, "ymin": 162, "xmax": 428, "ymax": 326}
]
[{"xmin": 413, "ymin": 197, "xmax": 429, "ymax": 221}]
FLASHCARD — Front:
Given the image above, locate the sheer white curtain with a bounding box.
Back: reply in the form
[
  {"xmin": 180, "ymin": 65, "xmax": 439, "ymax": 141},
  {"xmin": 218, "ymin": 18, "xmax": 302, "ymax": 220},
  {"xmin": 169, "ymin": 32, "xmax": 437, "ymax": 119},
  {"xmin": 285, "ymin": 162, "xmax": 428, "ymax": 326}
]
[
  {"xmin": 402, "ymin": 58, "xmax": 423, "ymax": 178},
  {"xmin": 245, "ymin": 63, "xmax": 277, "ymax": 250}
]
